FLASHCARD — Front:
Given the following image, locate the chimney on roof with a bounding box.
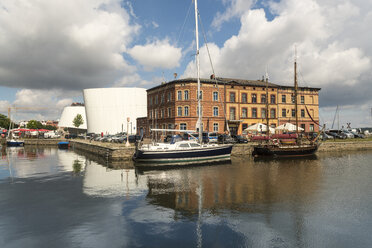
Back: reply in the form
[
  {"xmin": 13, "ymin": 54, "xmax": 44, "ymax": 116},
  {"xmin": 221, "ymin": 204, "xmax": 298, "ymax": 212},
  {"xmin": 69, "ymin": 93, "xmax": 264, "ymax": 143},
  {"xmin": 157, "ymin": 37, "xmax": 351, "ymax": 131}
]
[
  {"xmin": 262, "ymin": 76, "xmax": 265, "ymax": 82},
  {"xmin": 210, "ymin": 74, "xmax": 215, "ymax": 79},
  {"xmin": 173, "ymin": 73, "xmax": 178, "ymax": 79}
]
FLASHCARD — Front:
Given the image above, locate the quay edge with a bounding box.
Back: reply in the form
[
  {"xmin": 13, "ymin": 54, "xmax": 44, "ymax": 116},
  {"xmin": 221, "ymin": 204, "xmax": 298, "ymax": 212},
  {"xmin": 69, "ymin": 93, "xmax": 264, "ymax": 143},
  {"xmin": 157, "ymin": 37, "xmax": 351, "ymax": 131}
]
[{"xmin": 3, "ymin": 138, "xmax": 372, "ymax": 162}]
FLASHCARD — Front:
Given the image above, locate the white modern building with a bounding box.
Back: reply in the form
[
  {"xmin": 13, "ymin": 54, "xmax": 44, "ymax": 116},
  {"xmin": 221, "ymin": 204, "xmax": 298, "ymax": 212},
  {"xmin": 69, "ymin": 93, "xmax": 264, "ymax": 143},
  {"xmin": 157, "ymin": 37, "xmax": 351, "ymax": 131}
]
[
  {"xmin": 59, "ymin": 106, "xmax": 87, "ymax": 129},
  {"xmin": 83, "ymin": 88, "xmax": 147, "ymax": 135}
]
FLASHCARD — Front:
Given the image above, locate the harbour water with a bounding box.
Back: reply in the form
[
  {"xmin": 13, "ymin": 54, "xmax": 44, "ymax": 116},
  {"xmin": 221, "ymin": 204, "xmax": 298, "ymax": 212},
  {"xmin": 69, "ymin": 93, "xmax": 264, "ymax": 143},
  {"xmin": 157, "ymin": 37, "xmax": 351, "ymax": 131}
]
[{"xmin": 1, "ymin": 147, "xmax": 371, "ymax": 248}]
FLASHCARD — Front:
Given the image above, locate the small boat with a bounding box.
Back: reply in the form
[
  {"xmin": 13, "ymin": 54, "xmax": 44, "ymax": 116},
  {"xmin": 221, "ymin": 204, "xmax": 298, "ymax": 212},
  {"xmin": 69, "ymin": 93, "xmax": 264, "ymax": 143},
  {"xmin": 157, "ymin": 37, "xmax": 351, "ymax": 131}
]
[
  {"xmin": 58, "ymin": 141, "xmax": 69, "ymax": 149},
  {"xmin": 7, "ymin": 139, "xmax": 24, "ymax": 147}
]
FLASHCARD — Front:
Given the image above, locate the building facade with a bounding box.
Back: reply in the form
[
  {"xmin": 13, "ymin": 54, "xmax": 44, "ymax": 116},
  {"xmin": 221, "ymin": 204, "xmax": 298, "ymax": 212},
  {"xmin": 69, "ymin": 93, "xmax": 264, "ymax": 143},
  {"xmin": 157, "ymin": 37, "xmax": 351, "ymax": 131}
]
[
  {"xmin": 83, "ymin": 88, "xmax": 147, "ymax": 135},
  {"xmin": 137, "ymin": 77, "xmax": 320, "ymax": 137}
]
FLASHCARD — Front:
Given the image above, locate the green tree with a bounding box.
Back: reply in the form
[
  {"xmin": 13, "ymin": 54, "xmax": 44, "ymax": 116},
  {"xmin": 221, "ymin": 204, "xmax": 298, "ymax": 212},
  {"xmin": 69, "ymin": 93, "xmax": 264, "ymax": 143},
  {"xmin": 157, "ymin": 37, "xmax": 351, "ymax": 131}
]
[
  {"xmin": 45, "ymin": 125, "xmax": 57, "ymax": 130},
  {"xmin": 27, "ymin": 120, "xmax": 43, "ymax": 129},
  {"xmin": 0, "ymin": 114, "xmax": 11, "ymax": 129},
  {"xmin": 73, "ymin": 114, "xmax": 84, "ymax": 128}
]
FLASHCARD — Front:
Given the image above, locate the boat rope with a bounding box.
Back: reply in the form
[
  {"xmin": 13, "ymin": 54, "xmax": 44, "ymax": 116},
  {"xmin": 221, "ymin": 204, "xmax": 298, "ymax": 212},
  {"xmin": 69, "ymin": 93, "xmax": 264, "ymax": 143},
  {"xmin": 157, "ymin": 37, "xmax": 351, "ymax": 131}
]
[
  {"xmin": 305, "ymin": 105, "xmax": 321, "ymax": 127},
  {"xmin": 176, "ymin": 0, "xmax": 193, "ymax": 47},
  {"xmin": 197, "ymin": 10, "xmax": 230, "ymax": 135}
]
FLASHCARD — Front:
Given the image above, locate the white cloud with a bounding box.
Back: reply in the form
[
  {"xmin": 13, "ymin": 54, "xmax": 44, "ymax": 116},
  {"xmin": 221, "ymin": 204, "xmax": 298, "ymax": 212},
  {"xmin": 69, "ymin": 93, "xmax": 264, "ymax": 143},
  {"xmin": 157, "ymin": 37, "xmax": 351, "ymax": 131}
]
[
  {"xmin": 212, "ymin": 0, "xmax": 254, "ymax": 29},
  {"xmin": 128, "ymin": 39, "xmax": 182, "ymax": 71},
  {"xmin": 0, "ymin": 100, "xmax": 11, "ymax": 113},
  {"xmin": 7, "ymin": 89, "xmax": 74, "ymax": 121},
  {"xmin": 0, "ymin": 0, "xmax": 140, "ymax": 90},
  {"xmin": 152, "ymin": 21, "xmax": 159, "ymax": 28},
  {"xmin": 185, "ymin": 0, "xmax": 372, "ymax": 99},
  {"xmin": 183, "ymin": 0, "xmax": 372, "ymax": 127}
]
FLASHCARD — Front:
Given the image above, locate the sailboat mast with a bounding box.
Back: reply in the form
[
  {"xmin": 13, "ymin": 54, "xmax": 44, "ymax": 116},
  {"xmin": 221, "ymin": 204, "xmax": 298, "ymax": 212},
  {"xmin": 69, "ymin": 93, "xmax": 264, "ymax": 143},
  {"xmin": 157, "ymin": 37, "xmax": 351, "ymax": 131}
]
[
  {"xmin": 265, "ymin": 71, "xmax": 269, "ymax": 136},
  {"xmin": 294, "ymin": 49, "xmax": 299, "ymax": 137},
  {"xmin": 195, "ymin": 0, "xmax": 202, "ymax": 143}
]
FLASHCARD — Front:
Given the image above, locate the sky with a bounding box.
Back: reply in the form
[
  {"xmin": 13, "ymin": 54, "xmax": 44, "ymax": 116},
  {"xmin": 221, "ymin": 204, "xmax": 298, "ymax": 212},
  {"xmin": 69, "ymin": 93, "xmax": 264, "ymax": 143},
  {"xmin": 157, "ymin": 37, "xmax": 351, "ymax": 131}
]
[{"xmin": 0, "ymin": 0, "xmax": 371, "ymax": 128}]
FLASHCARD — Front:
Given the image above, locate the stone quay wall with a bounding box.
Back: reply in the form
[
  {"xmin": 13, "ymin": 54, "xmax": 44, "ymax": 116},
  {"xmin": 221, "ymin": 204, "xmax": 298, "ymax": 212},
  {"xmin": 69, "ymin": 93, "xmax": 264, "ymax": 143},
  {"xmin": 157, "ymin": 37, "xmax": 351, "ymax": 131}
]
[
  {"xmin": 317, "ymin": 141, "xmax": 372, "ymax": 152},
  {"xmin": 24, "ymin": 139, "xmax": 65, "ymax": 145},
  {"xmin": 70, "ymin": 140, "xmax": 135, "ymax": 162}
]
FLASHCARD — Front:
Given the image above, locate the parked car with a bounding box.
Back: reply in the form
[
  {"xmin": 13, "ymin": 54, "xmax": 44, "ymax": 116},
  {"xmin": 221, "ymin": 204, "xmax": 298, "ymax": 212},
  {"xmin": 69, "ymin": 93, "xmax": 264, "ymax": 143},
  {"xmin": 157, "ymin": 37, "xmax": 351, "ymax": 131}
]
[
  {"xmin": 101, "ymin": 135, "xmax": 113, "ymax": 142},
  {"xmin": 341, "ymin": 129, "xmax": 354, "ymax": 139},
  {"xmin": 231, "ymin": 135, "xmax": 248, "ymax": 143},
  {"xmin": 326, "ymin": 131, "xmax": 347, "ymax": 139},
  {"xmin": 350, "ymin": 131, "xmax": 365, "ymax": 138},
  {"xmin": 44, "ymin": 131, "xmax": 60, "ymax": 139},
  {"xmin": 184, "ymin": 132, "xmax": 209, "ymax": 143},
  {"xmin": 208, "ymin": 132, "xmax": 218, "ymax": 143},
  {"xmin": 311, "ymin": 132, "xmax": 332, "ymax": 141},
  {"xmin": 128, "ymin": 135, "xmax": 142, "ymax": 143},
  {"xmin": 65, "ymin": 133, "xmax": 77, "ymax": 139},
  {"xmin": 218, "ymin": 134, "xmax": 236, "ymax": 144}
]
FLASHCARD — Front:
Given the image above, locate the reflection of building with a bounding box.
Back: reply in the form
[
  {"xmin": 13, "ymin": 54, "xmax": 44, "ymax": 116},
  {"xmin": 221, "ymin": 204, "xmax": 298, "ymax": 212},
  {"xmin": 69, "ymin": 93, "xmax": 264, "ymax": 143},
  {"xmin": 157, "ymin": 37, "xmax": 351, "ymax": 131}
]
[
  {"xmin": 58, "ymin": 105, "xmax": 87, "ymax": 131},
  {"xmin": 145, "ymin": 158, "xmax": 321, "ymax": 213},
  {"xmin": 83, "ymin": 88, "xmax": 147, "ymax": 135},
  {"xmin": 138, "ymin": 77, "xmax": 320, "ymax": 137},
  {"xmin": 83, "ymin": 162, "xmax": 147, "ymax": 197}
]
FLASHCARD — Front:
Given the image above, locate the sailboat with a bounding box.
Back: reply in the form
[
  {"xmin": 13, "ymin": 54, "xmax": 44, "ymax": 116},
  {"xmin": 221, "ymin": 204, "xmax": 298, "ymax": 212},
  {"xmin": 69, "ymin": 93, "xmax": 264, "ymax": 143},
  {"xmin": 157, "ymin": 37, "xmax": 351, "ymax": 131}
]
[
  {"xmin": 133, "ymin": 0, "xmax": 233, "ymax": 167},
  {"xmin": 6, "ymin": 111, "xmax": 24, "ymax": 147},
  {"xmin": 252, "ymin": 53, "xmax": 320, "ymax": 157}
]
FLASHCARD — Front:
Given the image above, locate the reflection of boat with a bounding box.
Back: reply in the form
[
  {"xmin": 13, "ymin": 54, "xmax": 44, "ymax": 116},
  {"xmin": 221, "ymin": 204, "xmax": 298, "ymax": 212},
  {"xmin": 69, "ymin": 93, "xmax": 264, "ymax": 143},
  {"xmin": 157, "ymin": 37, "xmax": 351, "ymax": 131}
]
[
  {"xmin": 253, "ymin": 153, "xmax": 318, "ymax": 162},
  {"xmin": 133, "ymin": 0, "xmax": 233, "ymax": 167},
  {"xmin": 58, "ymin": 141, "xmax": 69, "ymax": 149},
  {"xmin": 252, "ymin": 53, "xmax": 319, "ymax": 157}
]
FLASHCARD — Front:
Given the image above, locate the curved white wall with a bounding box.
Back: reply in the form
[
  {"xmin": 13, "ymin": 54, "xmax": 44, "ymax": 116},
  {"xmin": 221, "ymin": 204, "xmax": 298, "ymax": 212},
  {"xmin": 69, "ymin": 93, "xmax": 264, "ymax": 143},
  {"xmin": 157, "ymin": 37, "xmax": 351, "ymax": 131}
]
[
  {"xmin": 83, "ymin": 88, "xmax": 147, "ymax": 134},
  {"xmin": 59, "ymin": 106, "xmax": 87, "ymax": 129}
]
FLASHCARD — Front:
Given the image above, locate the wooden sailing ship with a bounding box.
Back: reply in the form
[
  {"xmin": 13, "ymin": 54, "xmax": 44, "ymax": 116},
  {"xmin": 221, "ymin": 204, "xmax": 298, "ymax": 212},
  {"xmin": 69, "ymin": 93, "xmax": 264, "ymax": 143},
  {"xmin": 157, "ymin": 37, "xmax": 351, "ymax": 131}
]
[{"xmin": 252, "ymin": 53, "xmax": 320, "ymax": 157}]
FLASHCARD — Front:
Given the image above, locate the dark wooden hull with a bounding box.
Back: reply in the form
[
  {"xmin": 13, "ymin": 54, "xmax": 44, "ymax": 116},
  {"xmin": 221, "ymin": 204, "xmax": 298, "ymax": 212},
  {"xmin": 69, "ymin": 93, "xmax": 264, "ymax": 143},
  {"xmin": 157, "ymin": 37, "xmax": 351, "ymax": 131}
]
[
  {"xmin": 252, "ymin": 144, "xmax": 319, "ymax": 157},
  {"xmin": 133, "ymin": 144, "xmax": 233, "ymax": 167}
]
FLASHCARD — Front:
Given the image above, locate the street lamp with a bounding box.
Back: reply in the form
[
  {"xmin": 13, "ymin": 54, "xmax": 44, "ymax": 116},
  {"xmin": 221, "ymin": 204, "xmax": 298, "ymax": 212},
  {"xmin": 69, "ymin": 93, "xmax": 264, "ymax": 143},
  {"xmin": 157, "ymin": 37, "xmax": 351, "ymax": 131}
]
[{"xmin": 126, "ymin": 117, "xmax": 130, "ymax": 147}]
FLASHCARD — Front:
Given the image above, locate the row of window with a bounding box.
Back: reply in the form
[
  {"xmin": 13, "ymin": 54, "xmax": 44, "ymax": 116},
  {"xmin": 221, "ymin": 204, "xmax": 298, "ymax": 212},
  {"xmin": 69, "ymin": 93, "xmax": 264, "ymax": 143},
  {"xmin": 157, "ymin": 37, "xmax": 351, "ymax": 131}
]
[
  {"xmin": 178, "ymin": 123, "xmax": 219, "ymax": 132},
  {"xmin": 228, "ymin": 107, "xmax": 311, "ymax": 119},
  {"xmin": 149, "ymin": 91, "xmax": 314, "ymax": 105},
  {"xmin": 149, "ymin": 108, "xmax": 172, "ymax": 119},
  {"xmin": 151, "ymin": 122, "xmax": 220, "ymax": 132},
  {"xmin": 281, "ymin": 108, "xmax": 308, "ymax": 118},
  {"xmin": 229, "ymin": 107, "xmax": 275, "ymax": 119},
  {"xmin": 150, "ymin": 107, "xmax": 312, "ymax": 119}
]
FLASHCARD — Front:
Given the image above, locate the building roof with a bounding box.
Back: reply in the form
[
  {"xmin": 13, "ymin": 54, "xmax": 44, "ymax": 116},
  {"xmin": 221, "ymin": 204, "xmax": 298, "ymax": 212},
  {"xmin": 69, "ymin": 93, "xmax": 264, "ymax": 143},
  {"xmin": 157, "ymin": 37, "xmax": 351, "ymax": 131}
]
[{"xmin": 147, "ymin": 77, "xmax": 321, "ymax": 91}]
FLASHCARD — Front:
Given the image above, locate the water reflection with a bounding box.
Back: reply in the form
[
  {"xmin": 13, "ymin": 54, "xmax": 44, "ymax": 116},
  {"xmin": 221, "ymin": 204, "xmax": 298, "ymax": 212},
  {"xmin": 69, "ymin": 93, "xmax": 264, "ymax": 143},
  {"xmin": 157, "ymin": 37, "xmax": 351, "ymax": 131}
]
[
  {"xmin": 0, "ymin": 146, "xmax": 85, "ymax": 180},
  {"xmin": 83, "ymin": 160, "xmax": 147, "ymax": 198},
  {"xmin": 1, "ymin": 147, "xmax": 371, "ymax": 248},
  {"xmin": 143, "ymin": 156, "xmax": 321, "ymax": 214}
]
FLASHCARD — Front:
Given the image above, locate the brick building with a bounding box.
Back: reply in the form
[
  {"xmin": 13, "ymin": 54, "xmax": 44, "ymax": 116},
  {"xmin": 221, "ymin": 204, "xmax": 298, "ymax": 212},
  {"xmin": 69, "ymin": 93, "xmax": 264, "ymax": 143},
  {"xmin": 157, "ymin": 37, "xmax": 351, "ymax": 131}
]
[{"xmin": 137, "ymin": 77, "xmax": 320, "ymax": 137}]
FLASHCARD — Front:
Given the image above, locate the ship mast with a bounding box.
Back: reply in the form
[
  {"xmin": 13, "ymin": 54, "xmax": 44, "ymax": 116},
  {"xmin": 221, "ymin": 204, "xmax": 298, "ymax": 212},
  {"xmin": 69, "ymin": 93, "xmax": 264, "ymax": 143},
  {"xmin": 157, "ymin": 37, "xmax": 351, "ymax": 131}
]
[
  {"xmin": 195, "ymin": 0, "xmax": 202, "ymax": 144},
  {"xmin": 265, "ymin": 69, "xmax": 270, "ymax": 136},
  {"xmin": 294, "ymin": 48, "xmax": 299, "ymax": 140}
]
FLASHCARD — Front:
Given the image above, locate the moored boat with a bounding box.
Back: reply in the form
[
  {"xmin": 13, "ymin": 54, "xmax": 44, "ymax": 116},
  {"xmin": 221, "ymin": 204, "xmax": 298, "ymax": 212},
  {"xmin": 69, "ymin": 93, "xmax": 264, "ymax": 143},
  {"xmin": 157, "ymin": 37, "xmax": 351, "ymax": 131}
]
[
  {"xmin": 133, "ymin": 140, "xmax": 232, "ymax": 167},
  {"xmin": 7, "ymin": 139, "xmax": 24, "ymax": 147},
  {"xmin": 58, "ymin": 141, "xmax": 69, "ymax": 149},
  {"xmin": 252, "ymin": 50, "xmax": 321, "ymax": 158},
  {"xmin": 133, "ymin": 0, "xmax": 233, "ymax": 167},
  {"xmin": 252, "ymin": 142, "xmax": 319, "ymax": 157}
]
